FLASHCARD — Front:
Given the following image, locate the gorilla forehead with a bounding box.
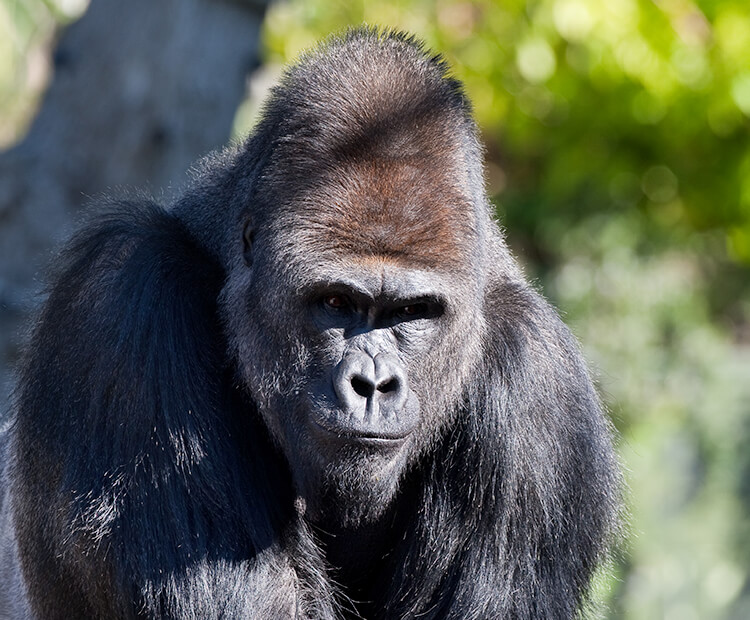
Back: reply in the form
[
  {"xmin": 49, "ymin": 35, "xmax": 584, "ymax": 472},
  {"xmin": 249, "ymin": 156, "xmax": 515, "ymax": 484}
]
[{"xmin": 269, "ymin": 155, "xmax": 479, "ymax": 272}]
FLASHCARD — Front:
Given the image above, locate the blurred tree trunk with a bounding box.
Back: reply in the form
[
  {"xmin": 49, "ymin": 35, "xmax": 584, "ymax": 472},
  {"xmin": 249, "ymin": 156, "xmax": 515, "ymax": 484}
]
[{"xmin": 0, "ymin": 0, "xmax": 269, "ymax": 417}]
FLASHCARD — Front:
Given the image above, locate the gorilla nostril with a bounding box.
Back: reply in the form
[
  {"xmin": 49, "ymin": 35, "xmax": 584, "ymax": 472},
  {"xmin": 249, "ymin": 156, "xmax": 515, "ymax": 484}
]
[
  {"xmin": 377, "ymin": 378, "xmax": 399, "ymax": 394},
  {"xmin": 351, "ymin": 376, "xmax": 375, "ymax": 398}
]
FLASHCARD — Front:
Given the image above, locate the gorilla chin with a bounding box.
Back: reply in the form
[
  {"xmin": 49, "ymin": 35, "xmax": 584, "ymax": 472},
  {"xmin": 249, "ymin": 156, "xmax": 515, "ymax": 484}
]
[
  {"xmin": 295, "ymin": 398, "xmax": 421, "ymax": 527},
  {"xmin": 298, "ymin": 438, "xmax": 412, "ymax": 528}
]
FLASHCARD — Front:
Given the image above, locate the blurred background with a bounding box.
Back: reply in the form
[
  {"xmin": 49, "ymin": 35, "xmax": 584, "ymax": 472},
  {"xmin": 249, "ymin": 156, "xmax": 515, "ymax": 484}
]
[{"xmin": 1, "ymin": 0, "xmax": 749, "ymax": 617}]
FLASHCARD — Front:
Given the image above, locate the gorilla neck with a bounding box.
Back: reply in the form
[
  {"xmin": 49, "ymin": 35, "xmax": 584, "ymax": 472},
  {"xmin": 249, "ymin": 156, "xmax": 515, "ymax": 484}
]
[
  {"xmin": 314, "ymin": 499, "xmax": 400, "ymax": 601},
  {"xmin": 294, "ymin": 460, "xmax": 409, "ymax": 615}
]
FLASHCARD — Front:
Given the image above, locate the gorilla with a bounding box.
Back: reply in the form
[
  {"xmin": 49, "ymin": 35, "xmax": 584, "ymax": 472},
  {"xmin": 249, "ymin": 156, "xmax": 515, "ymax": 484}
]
[{"xmin": 0, "ymin": 28, "xmax": 619, "ymax": 619}]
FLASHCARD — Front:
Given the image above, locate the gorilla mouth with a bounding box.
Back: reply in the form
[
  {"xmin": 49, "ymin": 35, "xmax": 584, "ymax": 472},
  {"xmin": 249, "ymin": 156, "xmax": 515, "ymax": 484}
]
[{"xmin": 310, "ymin": 417, "xmax": 415, "ymax": 447}]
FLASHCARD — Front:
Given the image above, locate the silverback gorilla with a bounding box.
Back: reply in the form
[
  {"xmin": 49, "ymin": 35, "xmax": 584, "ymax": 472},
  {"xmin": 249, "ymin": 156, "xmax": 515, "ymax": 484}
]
[{"xmin": 0, "ymin": 29, "xmax": 619, "ymax": 619}]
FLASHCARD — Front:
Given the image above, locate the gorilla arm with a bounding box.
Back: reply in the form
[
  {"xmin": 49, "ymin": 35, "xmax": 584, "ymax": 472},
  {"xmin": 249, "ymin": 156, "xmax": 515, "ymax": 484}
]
[{"xmin": 7, "ymin": 200, "xmax": 336, "ymax": 619}]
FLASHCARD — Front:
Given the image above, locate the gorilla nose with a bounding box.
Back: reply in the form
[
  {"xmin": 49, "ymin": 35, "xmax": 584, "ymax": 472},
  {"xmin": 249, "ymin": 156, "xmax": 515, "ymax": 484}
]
[
  {"xmin": 334, "ymin": 352, "xmax": 408, "ymax": 420},
  {"xmin": 350, "ymin": 374, "xmax": 399, "ymax": 398}
]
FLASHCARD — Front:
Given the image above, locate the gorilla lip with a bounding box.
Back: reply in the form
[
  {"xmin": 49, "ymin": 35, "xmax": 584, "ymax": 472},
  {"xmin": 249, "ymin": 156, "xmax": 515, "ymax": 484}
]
[{"xmin": 309, "ymin": 418, "xmax": 413, "ymax": 447}]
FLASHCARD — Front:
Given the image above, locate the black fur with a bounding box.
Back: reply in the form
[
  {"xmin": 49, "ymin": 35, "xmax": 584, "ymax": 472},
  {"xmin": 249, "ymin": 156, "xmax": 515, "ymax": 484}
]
[{"xmin": 0, "ymin": 29, "xmax": 618, "ymax": 619}]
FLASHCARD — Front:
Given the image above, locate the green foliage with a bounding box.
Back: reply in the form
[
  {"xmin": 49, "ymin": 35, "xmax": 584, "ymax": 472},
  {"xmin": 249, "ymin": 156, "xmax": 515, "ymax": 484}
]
[{"xmin": 262, "ymin": 1, "xmax": 750, "ymax": 617}]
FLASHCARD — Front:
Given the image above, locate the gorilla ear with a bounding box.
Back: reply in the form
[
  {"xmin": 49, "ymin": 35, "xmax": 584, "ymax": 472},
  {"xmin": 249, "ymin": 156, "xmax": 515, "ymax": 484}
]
[{"xmin": 242, "ymin": 220, "xmax": 255, "ymax": 267}]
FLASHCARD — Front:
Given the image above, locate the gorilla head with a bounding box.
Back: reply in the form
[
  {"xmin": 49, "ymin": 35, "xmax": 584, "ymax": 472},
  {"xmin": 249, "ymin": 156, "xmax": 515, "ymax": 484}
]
[
  {"xmin": 214, "ymin": 35, "xmax": 495, "ymax": 526},
  {"xmin": 3, "ymin": 28, "xmax": 619, "ymax": 620}
]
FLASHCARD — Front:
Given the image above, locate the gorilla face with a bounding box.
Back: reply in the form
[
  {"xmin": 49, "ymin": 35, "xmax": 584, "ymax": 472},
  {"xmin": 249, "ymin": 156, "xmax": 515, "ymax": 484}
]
[{"xmin": 222, "ymin": 153, "xmax": 484, "ymax": 525}]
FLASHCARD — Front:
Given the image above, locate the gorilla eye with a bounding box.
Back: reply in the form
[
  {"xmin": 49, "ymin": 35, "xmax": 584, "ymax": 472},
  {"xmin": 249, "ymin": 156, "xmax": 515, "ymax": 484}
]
[
  {"xmin": 324, "ymin": 295, "xmax": 349, "ymax": 311},
  {"xmin": 398, "ymin": 303, "xmax": 428, "ymax": 318}
]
